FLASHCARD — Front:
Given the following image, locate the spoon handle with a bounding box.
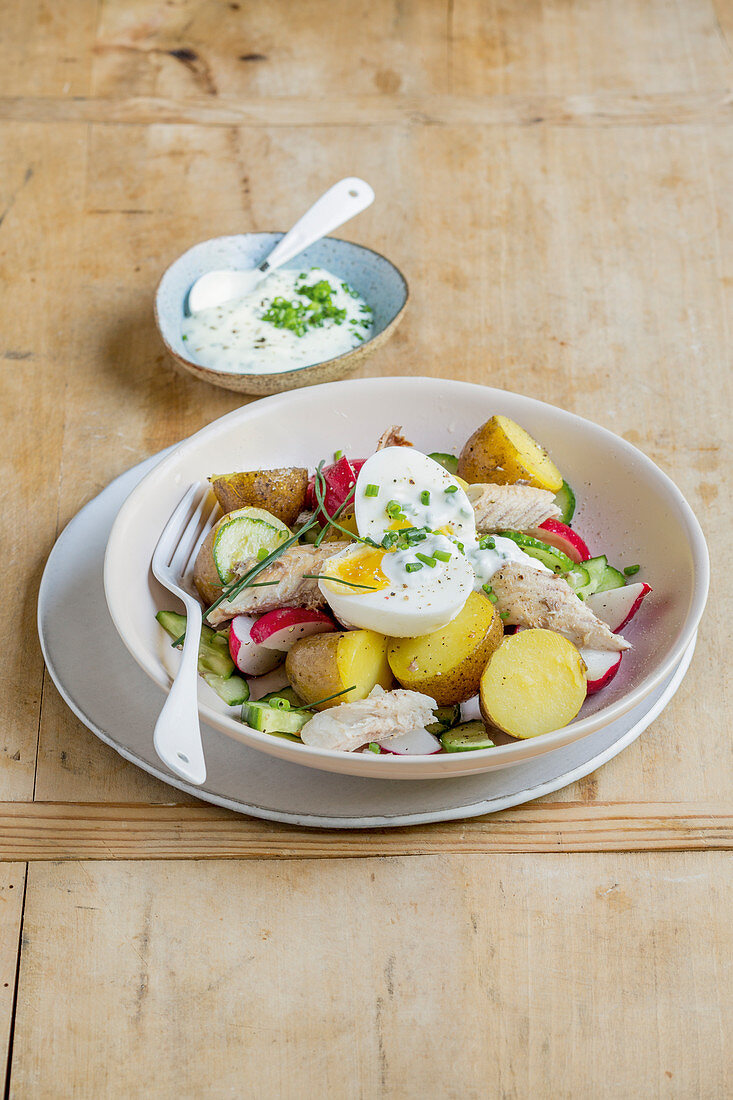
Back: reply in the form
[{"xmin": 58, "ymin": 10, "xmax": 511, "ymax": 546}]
[{"xmin": 260, "ymin": 178, "xmax": 374, "ymax": 274}]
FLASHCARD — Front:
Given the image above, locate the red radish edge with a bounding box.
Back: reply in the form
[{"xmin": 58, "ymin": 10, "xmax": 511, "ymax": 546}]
[
  {"xmin": 537, "ymin": 519, "xmax": 591, "ymax": 563},
  {"xmin": 580, "ymin": 648, "xmax": 623, "ymax": 694},
  {"xmin": 585, "ymin": 582, "xmax": 652, "ymax": 633},
  {"xmin": 250, "ymin": 608, "xmax": 337, "ymax": 651},
  {"xmin": 228, "ymin": 615, "xmax": 284, "ymax": 677},
  {"xmin": 307, "ymin": 457, "xmax": 365, "ymax": 521}
]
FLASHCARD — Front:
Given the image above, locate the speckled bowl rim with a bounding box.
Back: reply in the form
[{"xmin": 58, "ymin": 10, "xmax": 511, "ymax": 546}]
[{"xmin": 154, "ymin": 232, "xmax": 409, "ymax": 389}]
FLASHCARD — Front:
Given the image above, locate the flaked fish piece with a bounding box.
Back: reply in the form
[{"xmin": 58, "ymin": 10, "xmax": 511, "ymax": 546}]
[
  {"xmin": 207, "ymin": 542, "xmax": 342, "ymax": 626},
  {"xmin": 376, "ymin": 424, "xmax": 413, "ymax": 450},
  {"xmin": 300, "ymin": 686, "xmax": 437, "ymax": 752},
  {"xmin": 466, "ymin": 482, "xmax": 560, "ymax": 532},
  {"xmin": 491, "ymin": 563, "xmax": 630, "ymax": 652}
]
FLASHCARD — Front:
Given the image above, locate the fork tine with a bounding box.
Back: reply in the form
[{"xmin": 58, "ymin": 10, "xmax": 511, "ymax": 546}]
[
  {"xmin": 168, "ymin": 487, "xmax": 213, "ymax": 579},
  {"xmin": 152, "ymin": 484, "xmax": 199, "ymax": 574},
  {"xmin": 180, "ymin": 497, "xmax": 220, "ymax": 580}
]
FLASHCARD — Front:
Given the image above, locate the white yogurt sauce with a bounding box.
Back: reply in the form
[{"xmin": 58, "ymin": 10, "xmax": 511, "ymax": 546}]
[
  {"xmin": 182, "ymin": 267, "xmax": 373, "ymax": 375},
  {"xmin": 468, "ymin": 535, "xmax": 551, "ymax": 591}
]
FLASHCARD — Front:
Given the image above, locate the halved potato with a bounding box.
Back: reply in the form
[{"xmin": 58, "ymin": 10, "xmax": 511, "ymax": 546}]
[
  {"xmin": 479, "ymin": 628, "xmax": 587, "ymax": 738},
  {"xmin": 210, "ymin": 468, "xmax": 308, "ymax": 526},
  {"xmin": 387, "ymin": 592, "xmax": 503, "ymax": 705},
  {"xmin": 285, "ymin": 629, "xmax": 393, "ymax": 710},
  {"xmin": 458, "ymin": 415, "xmax": 563, "ymax": 492},
  {"xmin": 193, "ymin": 506, "xmax": 289, "ymax": 605}
]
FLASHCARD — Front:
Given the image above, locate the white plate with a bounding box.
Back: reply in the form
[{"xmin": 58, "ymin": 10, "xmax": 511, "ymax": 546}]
[
  {"xmin": 39, "ymin": 451, "xmax": 695, "ymax": 828},
  {"xmin": 103, "ymin": 377, "xmax": 709, "ymax": 778}
]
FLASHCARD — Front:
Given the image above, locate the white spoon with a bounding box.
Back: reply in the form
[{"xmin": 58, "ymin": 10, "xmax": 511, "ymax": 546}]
[{"xmin": 187, "ymin": 177, "xmax": 375, "ymax": 313}]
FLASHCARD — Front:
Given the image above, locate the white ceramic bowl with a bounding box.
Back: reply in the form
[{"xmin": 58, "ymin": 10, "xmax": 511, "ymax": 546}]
[{"xmin": 104, "ymin": 377, "xmax": 709, "ymax": 779}]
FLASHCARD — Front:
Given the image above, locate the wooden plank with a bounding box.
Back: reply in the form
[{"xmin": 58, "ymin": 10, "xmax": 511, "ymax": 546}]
[
  {"xmin": 0, "ymin": 865, "xmax": 25, "ymax": 1090},
  {"xmin": 8, "ymin": 855, "xmax": 732, "ymax": 1097},
  {"xmin": 0, "ymin": 802, "xmax": 729, "ymax": 860},
  {"xmin": 1, "ymin": 90, "xmax": 733, "ymax": 129}
]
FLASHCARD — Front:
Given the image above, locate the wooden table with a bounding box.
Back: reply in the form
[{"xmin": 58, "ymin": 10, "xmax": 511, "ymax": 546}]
[{"xmin": 1, "ymin": 2, "xmax": 731, "ymax": 1096}]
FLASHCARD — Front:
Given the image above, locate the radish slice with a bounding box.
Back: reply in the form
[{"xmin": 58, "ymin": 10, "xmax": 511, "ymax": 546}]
[
  {"xmin": 460, "ymin": 695, "xmax": 482, "ymax": 722},
  {"xmin": 580, "ymin": 648, "xmax": 623, "ymax": 693},
  {"xmin": 247, "ymin": 664, "xmax": 291, "ymax": 700},
  {"xmin": 536, "ymin": 519, "xmax": 591, "ymax": 563},
  {"xmin": 307, "ymin": 456, "xmax": 366, "ymax": 520},
  {"xmin": 228, "ymin": 615, "xmax": 284, "ymax": 676},
  {"xmin": 250, "ymin": 607, "xmax": 337, "ymax": 651},
  {"xmin": 586, "ymin": 582, "xmax": 651, "ymax": 633},
  {"xmin": 378, "ymin": 727, "xmax": 443, "ymax": 755}
]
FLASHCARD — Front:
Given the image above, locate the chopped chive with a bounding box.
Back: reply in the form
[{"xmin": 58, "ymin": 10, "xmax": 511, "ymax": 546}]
[
  {"xmin": 624, "ymin": 564, "xmax": 640, "ymax": 576},
  {"xmin": 303, "ymin": 574, "xmax": 377, "ymax": 590},
  {"xmin": 483, "ymin": 583, "xmax": 498, "ymax": 604},
  {"xmin": 381, "ymin": 531, "xmax": 398, "ymax": 549},
  {"xmin": 416, "ymin": 553, "xmax": 437, "ymax": 568},
  {"xmin": 257, "ymin": 547, "xmax": 269, "ymax": 561},
  {"xmin": 367, "ymin": 742, "xmax": 381, "ymax": 754},
  {"xmin": 433, "ymin": 549, "xmax": 451, "ymax": 562},
  {"xmin": 386, "ymin": 500, "xmax": 403, "ymax": 519},
  {"xmin": 405, "ymin": 562, "xmax": 423, "ymax": 574},
  {"xmin": 457, "ymin": 542, "xmax": 465, "ymax": 553},
  {"xmin": 420, "ymin": 490, "xmax": 431, "ymax": 506},
  {"xmin": 308, "ymin": 685, "xmax": 357, "ymax": 708},
  {"xmin": 479, "ymin": 535, "xmax": 496, "ymax": 550},
  {"xmin": 444, "ymin": 484, "xmax": 458, "ymax": 494},
  {"xmin": 365, "ymin": 483, "xmax": 379, "ymax": 497},
  {"xmin": 268, "ymin": 697, "xmax": 291, "ymax": 711},
  {"xmin": 500, "ymin": 611, "xmax": 509, "ymax": 621},
  {"xmin": 333, "ymin": 449, "xmax": 344, "ymax": 461}
]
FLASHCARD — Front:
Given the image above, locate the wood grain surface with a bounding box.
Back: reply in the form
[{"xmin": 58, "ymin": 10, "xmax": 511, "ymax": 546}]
[{"xmin": 1, "ymin": 0, "xmax": 731, "ymax": 1096}]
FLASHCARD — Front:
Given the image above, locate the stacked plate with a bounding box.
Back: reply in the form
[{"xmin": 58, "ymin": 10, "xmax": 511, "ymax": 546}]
[{"xmin": 39, "ymin": 379, "xmax": 707, "ymax": 826}]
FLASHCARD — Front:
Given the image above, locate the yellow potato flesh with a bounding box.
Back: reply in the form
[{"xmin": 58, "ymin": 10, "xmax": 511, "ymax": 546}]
[
  {"xmin": 479, "ymin": 629, "xmax": 587, "ymax": 739},
  {"xmin": 458, "ymin": 415, "xmax": 564, "ymax": 492},
  {"xmin": 387, "ymin": 592, "xmax": 503, "ymax": 706},
  {"xmin": 286, "ymin": 629, "xmax": 392, "ymax": 710}
]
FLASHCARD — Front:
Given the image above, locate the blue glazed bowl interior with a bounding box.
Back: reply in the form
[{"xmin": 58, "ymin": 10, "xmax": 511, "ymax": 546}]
[{"xmin": 156, "ymin": 233, "xmax": 408, "ymax": 371}]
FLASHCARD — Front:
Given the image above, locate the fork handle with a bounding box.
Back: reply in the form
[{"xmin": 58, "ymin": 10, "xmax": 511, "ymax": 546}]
[{"xmin": 153, "ymin": 602, "xmax": 207, "ymax": 785}]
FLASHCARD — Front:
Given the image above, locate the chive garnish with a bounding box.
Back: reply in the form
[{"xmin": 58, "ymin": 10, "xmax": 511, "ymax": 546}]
[
  {"xmin": 421, "ymin": 490, "xmax": 430, "ymax": 505},
  {"xmin": 386, "ymin": 500, "xmax": 403, "ymax": 519},
  {"xmin": 308, "ymin": 685, "xmax": 357, "ymax": 708},
  {"xmin": 303, "ymin": 574, "xmax": 377, "ymax": 590},
  {"xmin": 479, "ymin": 535, "xmax": 496, "ymax": 550},
  {"xmin": 483, "ymin": 583, "xmax": 498, "ymax": 604},
  {"xmin": 500, "ymin": 611, "xmax": 509, "ymax": 620},
  {"xmin": 367, "ymin": 742, "xmax": 381, "ymax": 754},
  {"xmin": 444, "ymin": 484, "xmax": 458, "ymax": 493},
  {"xmin": 433, "ymin": 549, "xmax": 451, "ymax": 562},
  {"xmin": 415, "ymin": 553, "xmax": 437, "ymax": 568},
  {"xmin": 365, "ymin": 483, "xmax": 379, "ymax": 497},
  {"xmin": 624, "ymin": 564, "xmax": 640, "ymax": 576},
  {"xmin": 333, "ymin": 449, "xmax": 344, "ymax": 461},
  {"xmin": 405, "ymin": 562, "xmax": 423, "ymax": 573}
]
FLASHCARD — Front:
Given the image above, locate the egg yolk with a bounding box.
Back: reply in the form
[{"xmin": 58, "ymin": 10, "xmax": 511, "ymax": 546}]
[
  {"xmin": 329, "ymin": 548, "xmax": 390, "ymax": 591},
  {"xmin": 387, "ymin": 517, "xmax": 412, "ymax": 532}
]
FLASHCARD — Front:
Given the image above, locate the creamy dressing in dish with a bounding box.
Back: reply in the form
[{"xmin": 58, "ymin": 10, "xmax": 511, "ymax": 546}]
[{"xmin": 182, "ymin": 267, "xmax": 373, "ymax": 375}]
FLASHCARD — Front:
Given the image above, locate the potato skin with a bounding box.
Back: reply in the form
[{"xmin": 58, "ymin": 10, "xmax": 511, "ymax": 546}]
[
  {"xmin": 479, "ymin": 628, "xmax": 587, "ymax": 738},
  {"xmin": 210, "ymin": 468, "xmax": 308, "ymax": 526},
  {"xmin": 286, "ymin": 629, "xmax": 392, "ymax": 710},
  {"xmin": 387, "ymin": 593, "xmax": 503, "ymax": 706},
  {"xmin": 458, "ymin": 416, "xmax": 563, "ymax": 492},
  {"xmin": 193, "ymin": 525, "xmax": 224, "ymax": 607}
]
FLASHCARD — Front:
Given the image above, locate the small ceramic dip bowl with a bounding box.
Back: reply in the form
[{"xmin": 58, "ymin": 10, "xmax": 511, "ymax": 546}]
[{"xmin": 155, "ymin": 233, "xmax": 408, "ymax": 395}]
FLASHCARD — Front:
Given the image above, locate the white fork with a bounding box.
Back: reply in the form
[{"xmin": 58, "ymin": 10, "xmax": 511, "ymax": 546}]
[{"xmin": 151, "ymin": 484, "xmax": 219, "ymax": 785}]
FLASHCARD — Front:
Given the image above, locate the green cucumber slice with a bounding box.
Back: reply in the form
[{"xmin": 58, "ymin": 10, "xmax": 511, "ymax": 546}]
[
  {"xmin": 213, "ymin": 508, "xmax": 291, "ymax": 584},
  {"xmin": 554, "ymin": 480, "xmax": 576, "ymax": 524},
  {"xmin": 426, "ymin": 704, "xmax": 461, "ymax": 735},
  {"xmin": 156, "ymin": 610, "xmax": 234, "ymax": 679},
  {"xmin": 582, "ymin": 556, "xmax": 626, "ymax": 594},
  {"xmin": 497, "ymin": 530, "xmax": 574, "ymax": 574},
  {"xmin": 595, "ymin": 564, "xmax": 626, "ymax": 592},
  {"xmin": 565, "ymin": 564, "xmax": 594, "ymax": 600},
  {"xmin": 428, "ymin": 452, "xmax": 459, "ymax": 475},
  {"xmin": 260, "ymin": 687, "xmax": 307, "ymax": 709},
  {"xmin": 202, "ymin": 672, "xmax": 250, "ymax": 706},
  {"xmin": 242, "ymin": 701, "xmax": 310, "ymax": 736},
  {"xmin": 440, "ymin": 721, "xmax": 494, "ymax": 753}
]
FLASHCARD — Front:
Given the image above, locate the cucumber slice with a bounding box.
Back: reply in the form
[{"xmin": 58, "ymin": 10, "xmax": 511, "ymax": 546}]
[
  {"xmin": 213, "ymin": 508, "xmax": 291, "ymax": 584},
  {"xmin": 426, "ymin": 704, "xmax": 461, "ymax": 735},
  {"xmin": 554, "ymin": 480, "xmax": 576, "ymax": 524},
  {"xmin": 440, "ymin": 721, "xmax": 495, "ymax": 753},
  {"xmin": 583, "ymin": 555, "xmax": 626, "ymax": 594},
  {"xmin": 497, "ymin": 530, "xmax": 574, "ymax": 574},
  {"xmin": 595, "ymin": 564, "xmax": 626, "ymax": 593},
  {"xmin": 202, "ymin": 672, "xmax": 250, "ymax": 706},
  {"xmin": 428, "ymin": 452, "xmax": 459, "ymax": 475},
  {"xmin": 156, "ymin": 610, "xmax": 234, "ymax": 679},
  {"xmin": 565, "ymin": 564, "xmax": 594, "ymax": 600},
  {"xmin": 242, "ymin": 701, "xmax": 310, "ymax": 736},
  {"xmin": 260, "ymin": 687, "xmax": 307, "ymax": 709}
]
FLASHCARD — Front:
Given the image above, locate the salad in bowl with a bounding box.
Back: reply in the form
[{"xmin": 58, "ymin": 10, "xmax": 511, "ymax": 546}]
[{"xmin": 154, "ymin": 415, "xmax": 651, "ymax": 757}]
